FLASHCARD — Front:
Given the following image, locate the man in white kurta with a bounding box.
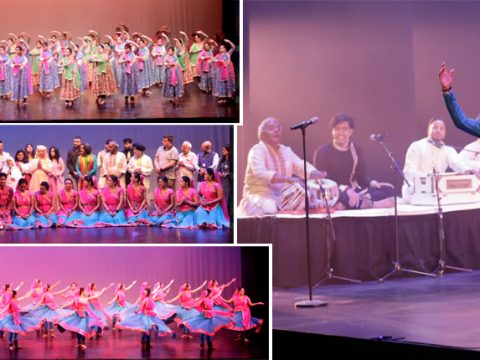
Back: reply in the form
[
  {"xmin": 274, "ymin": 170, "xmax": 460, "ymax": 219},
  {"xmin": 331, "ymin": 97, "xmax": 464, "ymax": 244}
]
[
  {"xmin": 96, "ymin": 140, "xmax": 111, "ymax": 188},
  {"xmin": 402, "ymin": 118, "xmax": 470, "ymax": 202},
  {"xmin": 0, "ymin": 141, "xmax": 11, "ymax": 170},
  {"xmin": 238, "ymin": 117, "xmax": 325, "ymax": 216},
  {"xmin": 177, "ymin": 141, "xmax": 198, "ymax": 186},
  {"xmin": 127, "ymin": 143, "xmax": 154, "ymax": 191},
  {"xmin": 101, "ymin": 141, "xmax": 127, "ymax": 188}
]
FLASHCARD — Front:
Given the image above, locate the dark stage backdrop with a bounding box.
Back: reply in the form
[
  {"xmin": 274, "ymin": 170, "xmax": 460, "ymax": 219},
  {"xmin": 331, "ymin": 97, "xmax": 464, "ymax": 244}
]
[
  {"xmin": 239, "ymin": 0, "xmax": 480, "ymax": 202},
  {"xmin": 1, "ymin": 124, "xmax": 231, "ymax": 169},
  {"xmin": 0, "ymin": 0, "xmax": 222, "ymax": 42},
  {"xmin": 0, "ymin": 247, "xmax": 243, "ymax": 306}
]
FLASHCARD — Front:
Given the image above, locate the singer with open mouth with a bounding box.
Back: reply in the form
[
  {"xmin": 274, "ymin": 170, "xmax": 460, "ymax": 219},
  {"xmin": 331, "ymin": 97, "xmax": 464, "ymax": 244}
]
[
  {"xmin": 238, "ymin": 117, "xmax": 326, "ymax": 216},
  {"xmin": 313, "ymin": 114, "xmax": 394, "ymax": 210}
]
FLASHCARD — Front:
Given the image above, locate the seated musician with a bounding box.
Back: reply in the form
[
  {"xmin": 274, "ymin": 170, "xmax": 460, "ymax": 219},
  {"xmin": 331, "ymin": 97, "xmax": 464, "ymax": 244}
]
[
  {"xmin": 313, "ymin": 114, "xmax": 394, "ymax": 210},
  {"xmin": 238, "ymin": 117, "xmax": 325, "ymax": 216},
  {"xmin": 402, "ymin": 118, "xmax": 470, "ymax": 202}
]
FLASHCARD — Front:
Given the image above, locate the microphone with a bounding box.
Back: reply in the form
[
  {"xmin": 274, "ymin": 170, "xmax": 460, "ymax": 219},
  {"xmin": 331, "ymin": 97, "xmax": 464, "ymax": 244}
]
[
  {"xmin": 290, "ymin": 117, "xmax": 320, "ymax": 130},
  {"xmin": 369, "ymin": 133, "xmax": 388, "ymax": 141}
]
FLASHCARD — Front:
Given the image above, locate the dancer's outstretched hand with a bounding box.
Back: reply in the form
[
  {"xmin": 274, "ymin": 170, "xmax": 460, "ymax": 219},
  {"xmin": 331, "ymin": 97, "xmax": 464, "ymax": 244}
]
[{"xmin": 439, "ymin": 62, "xmax": 455, "ymax": 91}]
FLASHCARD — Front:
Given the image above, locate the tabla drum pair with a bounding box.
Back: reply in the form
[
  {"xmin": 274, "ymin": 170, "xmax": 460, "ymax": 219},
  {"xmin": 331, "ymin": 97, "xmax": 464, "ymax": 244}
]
[{"xmin": 278, "ymin": 179, "xmax": 339, "ymax": 211}]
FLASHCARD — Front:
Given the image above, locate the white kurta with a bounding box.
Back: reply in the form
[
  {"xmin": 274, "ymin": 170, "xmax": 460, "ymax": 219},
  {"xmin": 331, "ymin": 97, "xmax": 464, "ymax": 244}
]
[
  {"xmin": 127, "ymin": 155, "xmax": 154, "ymax": 190},
  {"xmin": 238, "ymin": 141, "xmax": 317, "ymax": 216},
  {"xmin": 100, "ymin": 152, "xmax": 127, "ymax": 188},
  {"xmin": 402, "ymin": 137, "xmax": 469, "ymax": 201},
  {"xmin": 29, "ymin": 158, "xmax": 53, "ymax": 193},
  {"xmin": 177, "ymin": 151, "xmax": 198, "ymax": 182},
  {"xmin": 2, "ymin": 164, "xmax": 22, "ymax": 190}
]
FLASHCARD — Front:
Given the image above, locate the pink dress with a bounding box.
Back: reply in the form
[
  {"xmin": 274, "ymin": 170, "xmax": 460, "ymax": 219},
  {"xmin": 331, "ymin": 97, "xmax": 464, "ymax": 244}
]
[
  {"xmin": 230, "ymin": 295, "xmax": 263, "ymax": 331},
  {"xmin": 0, "ymin": 185, "xmax": 13, "ymax": 224},
  {"xmin": 102, "ymin": 187, "xmax": 124, "ymax": 212},
  {"xmin": 48, "ymin": 159, "xmax": 65, "ymax": 194},
  {"xmin": 125, "ymin": 184, "xmax": 150, "ymax": 223}
]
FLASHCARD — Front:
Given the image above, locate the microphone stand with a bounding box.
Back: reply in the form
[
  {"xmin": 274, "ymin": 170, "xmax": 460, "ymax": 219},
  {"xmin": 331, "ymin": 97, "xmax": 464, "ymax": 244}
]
[
  {"xmin": 293, "ymin": 123, "xmax": 327, "ymax": 308},
  {"xmin": 314, "ymin": 182, "xmax": 362, "ymax": 286},
  {"xmin": 431, "ymin": 168, "xmax": 472, "ymax": 275},
  {"xmin": 377, "ymin": 139, "xmax": 436, "ymax": 282}
]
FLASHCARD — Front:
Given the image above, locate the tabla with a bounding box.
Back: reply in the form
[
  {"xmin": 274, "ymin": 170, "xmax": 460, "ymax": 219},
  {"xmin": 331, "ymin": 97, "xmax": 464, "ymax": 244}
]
[{"xmin": 278, "ymin": 179, "xmax": 339, "ymax": 211}]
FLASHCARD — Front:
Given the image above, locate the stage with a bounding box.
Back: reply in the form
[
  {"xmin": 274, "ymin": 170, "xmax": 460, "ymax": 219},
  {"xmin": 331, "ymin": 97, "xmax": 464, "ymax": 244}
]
[
  {"xmin": 238, "ymin": 201, "xmax": 480, "ymax": 287},
  {"xmin": 0, "ymin": 83, "xmax": 238, "ymax": 122},
  {"xmin": 0, "ymin": 226, "xmax": 232, "ymax": 244},
  {"xmin": 273, "ymin": 272, "xmax": 480, "ymax": 357},
  {"xmin": 0, "ymin": 327, "xmax": 266, "ymax": 359}
]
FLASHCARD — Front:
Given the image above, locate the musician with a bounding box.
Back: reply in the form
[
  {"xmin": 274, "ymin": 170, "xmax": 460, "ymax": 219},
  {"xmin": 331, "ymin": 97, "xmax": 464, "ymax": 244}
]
[
  {"xmin": 402, "ymin": 118, "xmax": 470, "ymax": 202},
  {"xmin": 313, "ymin": 114, "xmax": 394, "ymax": 210},
  {"xmin": 238, "ymin": 117, "xmax": 325, "ymax": 216}
]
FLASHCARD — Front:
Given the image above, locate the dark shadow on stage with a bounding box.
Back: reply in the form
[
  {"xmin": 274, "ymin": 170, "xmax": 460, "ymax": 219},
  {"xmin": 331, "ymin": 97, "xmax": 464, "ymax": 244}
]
[
  {"xmin": 0, "ymin": 328, "xmax": 266, "ymax": 360},
  {"xmin": 273, "ymin": 272, "xmax": 480, "ymax": 357},
  {"xmin": 0, "ymin": 83, "xmax": 238, "ymax": 123},
  {"xmin": 0, "ymin": 226, "xmax": 233, "ymax": 244}
]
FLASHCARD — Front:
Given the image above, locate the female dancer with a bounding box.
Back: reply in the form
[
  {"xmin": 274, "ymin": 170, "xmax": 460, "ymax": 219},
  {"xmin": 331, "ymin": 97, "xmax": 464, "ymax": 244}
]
[
  {"xmin": 162, "ymin": 46, "xmax": 184, "ymax": 104},
  {"xmin": 98, "ymin": 175, "xmax": 127, "ymax": 226},
  {"xmin": 34, "ymin": 181, "xmax": 58, "ymax": 228},
  {"xmin": 75, "ymin": 143, "xmax": 97, "ymax": 189},
  {"xmin": 227, "ymin": 288, "xmax": 264, "ymax": 343},
  {"xmin": 57, "ymin": 47, "xmax": 82, "ymax": 107},
  {"xmin": 58, "ymin": 286, "xmax": 108, "ymax": 350},
  {"xmin": 126, "ymin": 173, "xmax": 151, "ymax": 225},
  {"xmin": 86, "ymin": 283, "xmax": 115, "ymax": 337},
  {"xmin": 208, "ymin": 278, "xmax": 236, "ymax": 311},
  {"xmin": 136, "ymin": 36, "xmax": 154, "ymax": 96},
  {"xmin": 74, "ymin": 175, "xmax": 101, "ymax": 227},
  {"xmin": 90, "ymin": 44, "xmax": 117, "ymax": 106},
  {"xmin": 9, "ymin": 178, "xmax": 36, "ymax": 229},
  {"xmin": 48, "ymin": 146, "xmax": 64, "ymax": 194},
  {"xmin": 105, "ymin": 281, "xmax": 136, "ymax": 330},
  {"xmin": 0, "ymin": 282, "xmax": 23, "ymax": 338},
  {"xmin": 57, "ymin": 178, "xmax": 80, "ymax": 226},
  {"xmin": 152, "ymin": 280, "xmax": 177, "ymax": 321},
  {"xmin": 118, "ymin": 42, "xmax": 138, "ymax": 105},
  {"xmin": 75, "ymin": 38, "xmax": 89, "ymax": 93},
  {"xmin": 29, "ymin": 40, "xmax": 42, "ymax": 87},
  {"xmin": 166, "ymin": 281, "xmax": 206, "ymax": 339},
  {"xmin": 197, "ymin": 42, "xmax": 214, "ymax": 93},
  {"xmin": 189, "ymin": 31, "xmax": 208, "ymax": 78},
  {"xmin": 116, "ymin": 287, "xmax": 172, "ymax": 348},
  {"xmin": 181, "ymin": 288, "xmax": 233, "ymax": 349},
  {"xmin": 195, "ymin": 168, "xmax": 230, "ymax": 229},
  {"xmin": 10, "ymin": 45, "xmax": 33, "ymax": 106},
  {"xmin": 212, "ymin": 40, "xmax": 236, "ymax": 104},
  {"xmin": 0, "ymin": 290, "xmax": 41, "ymax": 350},
  {"xmin": 150, "ymin": 176, "xmax": 175, "ymax": 226},
  {"xmin": 151, "ymin": 34, "xmax": 167, "ymax": 86},
  {"xmin": 177, "ymin": 32, "xmax": 194, "ymax": 85},
  {"xmin": 0, "ymin": 45, "xmax": 11, "ymax": 99},
  {"xmin": 14, "ymin": 150, "xmax": 30, "ymax": 184},
  {"xmin": 29, "ymin": 145, "xmax": 53, "ymax": 193},
  {"xmin": 25, "ymin": 144, "xmax": 35, "ymax": 162},
  {"xmin": 163, "ymin": 176, "xmax": 198, "ymax": 228},
  {"xmin": 38, "ymin": 41, "xmax": 60, "ymax": 97},
  {"xmin": 30, "ymin": 283, "xmax": 70, "ymax": 338}
]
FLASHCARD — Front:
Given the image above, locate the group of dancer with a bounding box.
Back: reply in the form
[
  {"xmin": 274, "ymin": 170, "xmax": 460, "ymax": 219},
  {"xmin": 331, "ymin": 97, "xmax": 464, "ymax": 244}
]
[
  {"xmin": 0, "ymin": 278, "xmax": 264, "ymax": 351},
  {"xmin": 0, "ymin": 135, "xmax": 232, "ymax": 230},
  {"xmin": 0, "ymin": 25, "xmax": 236, "ymax": 107}
]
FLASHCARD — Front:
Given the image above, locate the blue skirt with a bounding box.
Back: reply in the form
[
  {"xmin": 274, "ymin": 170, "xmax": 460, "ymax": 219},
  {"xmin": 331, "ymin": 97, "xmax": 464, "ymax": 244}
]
[
  {"xmin": 182, "ymin": 312, "xmax": 233, "ymax": 336},
  {"xmin": 39, "ymin": 63, "xmax": 60, "ymax": 92},
  {"xmin": 9, "ymin": 214, "xmax": 36, "ymax": 229},
  {"xmin": 162, "ymin": 67, "xmax": 184, "ymax": 98},
  {"xmin": 73, "ymin": 211, "xmax": 100, "ymax": 228},
  {"xmin": 57, "ymin": 210, "xmax": 81, "ymax": 226},
  {"xmin": 57, "ymin": 311, "xmax": 103, "ymax": 338},
  {"xmin": 0, "ymin": 313, "xmax": 42, "ymax": 335},
  {"xmin": 195, "ymin": 205, "xmax": 230, "ymax": 228},
  {"xmin": 29, "ymin": 305, "xmax": 72, "ymax": 323},
  {"xmin": 162, "ymin": 210, "xmax": 195, "ymax": 228},
  {"xmin": 116, "ymin": 313, "xmax": 172, "ymax": 335},
  {"xmin": 35, "ymin": 213, "xmax": 58, "ymax": 228},
  {"xmin": 0, "ymin": 68, "xmax": 11, "ymax": 95},
  {"xmin": 98, "ymin": 209, "xmax": 128, "ymax": 226},
  {"xmin": 230, "ymin": 311, "xmax": 263, "ymax": 331},
  {"xmin": 150, "ymin": 211, "xmax": 174, "ymax": 226},
  {"xmin": 127, "ymin": 209, "xmax": 152, "ymax": 225}
]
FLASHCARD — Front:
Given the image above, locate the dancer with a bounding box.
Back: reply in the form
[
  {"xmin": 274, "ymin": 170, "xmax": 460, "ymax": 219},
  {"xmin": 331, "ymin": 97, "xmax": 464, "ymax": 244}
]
[
  {"xmin": 196, "ymin": 168, "xmax": 230, "ymax": 229},
  {"xmin": 10, "ymin": 45, "xmax": 33, "ymax": 107},
  {"xmin": 197, "ymin": 42, "xmax": 214, "ymax": 93},
  {"xmin": 105, "ymin": 281, "xmax": 136, "ymax": 330},
  {"xmin": 136, "ymin": 37, "xmax": 154, "ymax": 96},
  {"xmin": 90, "ymin": 44, "xmax": 117, "ymax": 106},
  {"xmin": 163, "ymin": 176, "xmax": 199, "ymax": 228},
  {"xmin": 57, "ymin": 178, "xmax": 80, "ymax": 226},
  {"xmin": 57, "ymin": 47, "xmax": 82, "ymax": 107},
  {"xmin": 58, "ymin": 286, "xmax": 107, "ymax": 350},
  {"xmin": 212, "ymin": 40, "xmax": 236, "ymax": 104},
  {"xmin": 162, "ymin": 46, "xmax": 184, "ymax": 104},
  {"xmin": 189, "ymin": 31, "xmax": 208, "ymax": 78},
  {"xmin": 0, "ymin": 172, "xmax": 13, "ymax": 229},
  {"xmin": 151, "ymin": 34, "xmax": 167, "ymax": 86},
  {"xmin": 34, "ymin": 181, "xmax": 58, "ymax": 228},
  {"xmin": 181, "ymin": 288, "xmax": 234, "ymax": 349},
  {"xmin": 48, "ymin": 146, "xmax": 65, "ymax": 194},
  {"xmin": 118, "ymin": 42, "xmax": 138, "ymax": 105},
  {"xmin": 9, "ymin": 178, "xmax": 36, "ymax": 229},
  {"xmin": 208, "ymin": 279, "xmax": 236, "ymax": 311},
  {"xmin": 152, "ymin": 280, "xmax": 177, "ymax": 320},
  {"xmin": 86, "ymin": 283, "xmax": 115, "ymax": 337},
  {"xmin": 151, "ymin": 176, "xmax": 175, "ymax": 226},
  {"xmin": 39, "ymin": 41, "xmax": 60, "ymax": 97},
  {"xmin": 117, "ymin": 287, "xmax": 172, "ymax": 348},
  {"xmin": 0, "ymin": 290, "xmax": 41, "ymax": 351},
  {"xmin": 75, "ymin": 175, "xmax": 101, "ymax": 227},
  {"xmin": 227, "ymin": 288, "xmax": 264, "ymax": 343},
  {"xmin": 125, "ymin": 173, "xmax": 151, "ymax": 225},
  {"xmin": 98, "ymin": 175, "xmax": 127, "ymax": 226},
  {"xmin": 177, "ymin": 33, "xmax": 194, "ymax": 85},
  {"xmin": 29, "ymin": 40, "xmax": 42, "ymax": 87},
  {"xmin": 0, "ymin": 45, "xmax": 11, "ymax": 99}
]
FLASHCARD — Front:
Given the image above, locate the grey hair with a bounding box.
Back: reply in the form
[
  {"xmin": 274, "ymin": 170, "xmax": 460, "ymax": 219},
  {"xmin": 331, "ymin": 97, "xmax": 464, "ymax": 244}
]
[
  {"xmin": 182, "ymin": 141, "xmax": 192, "ymax": 149},
  {"xmin": 258, "ymin": 117, "xmax": 279, "ymax": 141}
]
